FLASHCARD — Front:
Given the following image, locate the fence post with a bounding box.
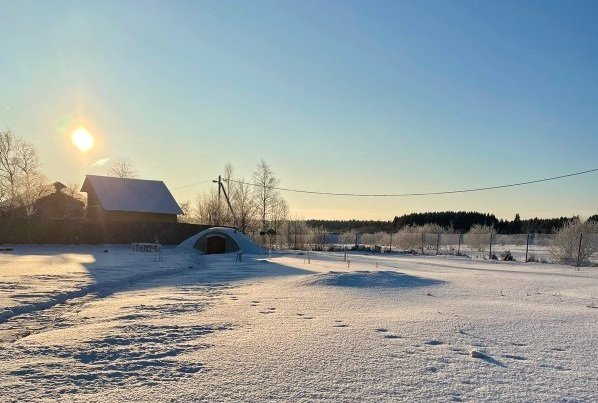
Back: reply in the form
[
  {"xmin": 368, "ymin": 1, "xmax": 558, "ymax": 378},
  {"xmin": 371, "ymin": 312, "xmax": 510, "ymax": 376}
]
[
  {"xmin": 577, "ymin": 232, "xmax": 583, "ymax": 270},
  {"xmin": 457, "ymin": 234, "xmax": 461, "ymax": 256},
  {"xmin": 421, "ymin": 232, "xmax": 424, "ymax": 255},
  {"xmin": 489, "ymin": 233, "xmax": 493, "ymax": 259},
  {"xmin": 525, "ymin": 233, "xmax": 530, "ymax": 263},
  {"xmin": 436, "ymin": 234, "xmax": 440, "ymax": 255},
  {"xmin": 389, "ymin": 232, "xmax": 393, "ymax": 253}
]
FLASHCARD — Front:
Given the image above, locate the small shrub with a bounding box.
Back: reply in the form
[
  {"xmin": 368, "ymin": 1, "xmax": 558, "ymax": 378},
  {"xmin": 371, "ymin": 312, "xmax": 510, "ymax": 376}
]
[
  {"xmin": 501, "ymin": 250, "xmax": 514, "ymax": 261},
  {"xmin": 465, "ymin": 224, "xmax": 496, "ymax": 252}
]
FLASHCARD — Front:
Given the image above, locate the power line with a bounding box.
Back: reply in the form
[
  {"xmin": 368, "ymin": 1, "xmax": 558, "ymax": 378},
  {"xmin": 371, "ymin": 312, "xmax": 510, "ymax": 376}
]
[
  {"xmin": 171, "ymin": 179, "xmax": 213, "ymax": 190},
  {"xmin": 225, "ymin": 167, "xmax": 598, "ymax": 197}
]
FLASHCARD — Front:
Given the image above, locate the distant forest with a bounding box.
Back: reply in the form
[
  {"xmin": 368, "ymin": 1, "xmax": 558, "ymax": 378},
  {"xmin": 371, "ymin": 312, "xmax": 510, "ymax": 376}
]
[{"xmin": 307, "ymin": 212, "xmax": 598, "ymax": 234}]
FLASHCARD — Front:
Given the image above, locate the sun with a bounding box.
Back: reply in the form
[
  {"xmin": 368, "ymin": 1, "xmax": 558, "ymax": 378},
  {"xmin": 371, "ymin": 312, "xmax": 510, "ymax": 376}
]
[{"xmin": 71, "ymin": 127, "xmax": 94, "ymax": 152}]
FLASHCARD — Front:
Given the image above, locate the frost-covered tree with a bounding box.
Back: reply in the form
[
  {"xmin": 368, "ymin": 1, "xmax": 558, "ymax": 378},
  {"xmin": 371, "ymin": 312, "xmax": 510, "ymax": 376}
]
[
  {"xmin": 466, "ymin": 224, "xmax": 496, "ymax": 252},
  {"xmin": 253, "ymin": 159, "xmax": 280, "ymax": 230},
  {"xmin": 550, "ymin": 219, "xmax": 598, "ymax": 266},
  {"xmin": 340, "ymin": 230, "xmax": 358, "ymax": 246}
]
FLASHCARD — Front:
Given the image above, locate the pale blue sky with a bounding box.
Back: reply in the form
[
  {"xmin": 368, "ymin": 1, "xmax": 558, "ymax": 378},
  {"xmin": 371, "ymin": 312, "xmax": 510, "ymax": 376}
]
[{"xmin": 1, "ymin": 0, "xmax": 596, "ymax": 219}]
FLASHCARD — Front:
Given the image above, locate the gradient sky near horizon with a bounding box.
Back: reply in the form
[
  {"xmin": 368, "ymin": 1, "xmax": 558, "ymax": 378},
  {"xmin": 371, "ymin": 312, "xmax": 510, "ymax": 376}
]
[{"xmin": 1, "ymin": 0, "xmax": 597, "ymax": 220}]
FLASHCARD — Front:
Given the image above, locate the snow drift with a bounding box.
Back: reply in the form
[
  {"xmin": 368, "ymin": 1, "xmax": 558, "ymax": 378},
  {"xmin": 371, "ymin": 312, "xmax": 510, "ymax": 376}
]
[{"xmin": 300, "ymin": 270, "xmax": 443, "ymax": 288}]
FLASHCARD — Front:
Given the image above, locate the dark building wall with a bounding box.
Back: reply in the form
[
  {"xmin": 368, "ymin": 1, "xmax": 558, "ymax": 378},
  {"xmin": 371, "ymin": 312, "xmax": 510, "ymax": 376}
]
[
  {"xmin": 85, "ymin": 205, "xmax": 178, "ymax": 223},
  {"xmin": 0, "ymin": 219, "xmax": 210, "ymax": 245},
  {"xmin": 104, "ymin": 211, "xmax": 178, "ymax": 223}
]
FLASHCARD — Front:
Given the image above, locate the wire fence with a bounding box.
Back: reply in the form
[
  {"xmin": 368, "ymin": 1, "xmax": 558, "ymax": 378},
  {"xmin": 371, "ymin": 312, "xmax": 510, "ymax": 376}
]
[{"xmin": 250, "ymin": 231, "xmax": 598, "ymax": 267}]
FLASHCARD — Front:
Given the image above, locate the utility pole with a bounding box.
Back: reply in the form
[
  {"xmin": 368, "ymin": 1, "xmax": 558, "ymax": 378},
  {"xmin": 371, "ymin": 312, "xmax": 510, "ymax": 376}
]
[
  {"xmin": 577, "ymin": 232, "xmax": 583, "ymax": 270},
  {"xmin": 213, "ymin": 175, "xmax": 238, "ymax": 228},
  {"xmin": 525, "ymin": 233, "xmax": 530, "ymax": 263},
  {"xmin": 217, "ymin": 175, "xmax": 221, "ymax": 225}
]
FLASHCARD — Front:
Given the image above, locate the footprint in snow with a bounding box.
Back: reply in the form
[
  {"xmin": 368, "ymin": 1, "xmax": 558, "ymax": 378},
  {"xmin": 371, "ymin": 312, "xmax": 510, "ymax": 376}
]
[
  {"xmin": 383, "ymin": 334, "xmax": 401, "ymax": 339},
  {"xmin": 422, "ymin": 366, "xmax": 438, "ymax": 373},
  {"xmin": 374, "ymin": 328, "xmax": 388, "ymax": 333},
  {"xmin": 425, "ymin": 340, "xmax": 444, "ymax": 346},
  {"xmin": 502, "ymin": 354, "xmax": 526, "ymax": 361},
  {"xmin": 333, "ymin": 322, "xmax": 349, "ymax": 328}
]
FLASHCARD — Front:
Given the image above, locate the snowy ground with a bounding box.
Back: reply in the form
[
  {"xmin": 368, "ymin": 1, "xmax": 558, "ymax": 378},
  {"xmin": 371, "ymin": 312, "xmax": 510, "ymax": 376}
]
[{"xmin": 0, "ymin": 246, "xmax": 597, "ymax": 402}]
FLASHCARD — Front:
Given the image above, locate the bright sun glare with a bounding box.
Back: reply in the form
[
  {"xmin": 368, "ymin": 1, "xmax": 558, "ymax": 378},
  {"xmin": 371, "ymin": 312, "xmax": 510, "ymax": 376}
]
[{"xmin": 71, "ymin": 127, "xmax": 94, "ymax": 152}]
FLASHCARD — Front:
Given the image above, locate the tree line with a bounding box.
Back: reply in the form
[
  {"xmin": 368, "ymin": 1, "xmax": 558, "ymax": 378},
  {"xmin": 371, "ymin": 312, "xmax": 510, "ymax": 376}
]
[{"xmin": 308, "ymin": 211, "xmax": 595, "ymax": 234}]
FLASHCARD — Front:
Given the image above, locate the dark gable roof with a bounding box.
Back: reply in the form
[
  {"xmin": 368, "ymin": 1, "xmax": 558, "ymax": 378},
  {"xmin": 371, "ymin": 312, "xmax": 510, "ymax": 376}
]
[{"xmin": 81, "ymin": 175, "xmax": 183, "ymax": 215}]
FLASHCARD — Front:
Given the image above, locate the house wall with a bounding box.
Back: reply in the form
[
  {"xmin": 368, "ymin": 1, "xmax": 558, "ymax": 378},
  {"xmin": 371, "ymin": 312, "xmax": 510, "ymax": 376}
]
[{"xmin": 104, "ymin": 211, "xmax": 178, "ymax": 223}]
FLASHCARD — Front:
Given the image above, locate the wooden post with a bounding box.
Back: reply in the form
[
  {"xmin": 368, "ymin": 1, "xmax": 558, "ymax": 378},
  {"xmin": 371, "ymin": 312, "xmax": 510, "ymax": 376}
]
[
  {"xmin": 489, "ymin": 233, "xmax": 493, "ymax": 259},
  {"xmin": 457, "ymin": 234, "xmax": 461, "ymax": 256},
  {"xmin": 525, "ymin": 233, "xmax": 530, "ymax": 263},
  {"xmin": 577, "ymin": 232, "xmax": 583, "ymax": 270},
  {"xmin": 421, "ymin": 232, "xmax": 425, "ymax": 255},
  {"xmin": 436, "ymin": 234, "xmax": 440, "ymax": 255},
  {"xmin": 389, "ymin": 232, "xmax": 393, "ymax": 253}
]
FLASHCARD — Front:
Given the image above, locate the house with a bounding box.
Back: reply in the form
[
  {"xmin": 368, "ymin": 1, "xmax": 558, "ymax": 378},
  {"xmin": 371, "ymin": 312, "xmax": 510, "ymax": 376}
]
[
  {"xmin": 32, "ymin": 182, "xmax": 85, "ymax": 218},
  {"xmin": 1, "ymin": 182, "xmax": 85, "ymax": 219},
  {"xmin": 81, "ymin": 175, "xmax": 183, "ymax": 222}
]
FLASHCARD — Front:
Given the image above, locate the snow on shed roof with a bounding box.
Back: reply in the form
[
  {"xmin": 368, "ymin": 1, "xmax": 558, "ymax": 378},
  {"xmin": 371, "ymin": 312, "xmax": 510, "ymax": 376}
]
[{"xmin": 81, "ymin": 175, "xmax": 183, "ymax": 215}]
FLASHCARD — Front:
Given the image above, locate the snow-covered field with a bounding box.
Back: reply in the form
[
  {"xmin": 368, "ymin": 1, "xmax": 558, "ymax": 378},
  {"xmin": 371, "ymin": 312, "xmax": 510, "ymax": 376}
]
[{"xmin": 1, "ymin": 246, "xmax": 597, "ymax": 402}]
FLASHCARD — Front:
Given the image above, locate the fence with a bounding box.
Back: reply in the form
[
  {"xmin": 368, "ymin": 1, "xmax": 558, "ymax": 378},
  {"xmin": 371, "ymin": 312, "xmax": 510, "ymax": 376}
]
[{"xmin": 251, "ymin": 229, "xmax": 598, "ymax": 267}]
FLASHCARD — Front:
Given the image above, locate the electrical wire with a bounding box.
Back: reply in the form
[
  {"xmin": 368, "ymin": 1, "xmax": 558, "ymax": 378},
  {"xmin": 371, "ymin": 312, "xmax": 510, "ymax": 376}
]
[
  {"xmin": 171, "ymin": 179, "xmax": 213, "ymax": 190},
  {"xmin": 224, "ymin": 167, "xmax": 598, "ymax": 197}
]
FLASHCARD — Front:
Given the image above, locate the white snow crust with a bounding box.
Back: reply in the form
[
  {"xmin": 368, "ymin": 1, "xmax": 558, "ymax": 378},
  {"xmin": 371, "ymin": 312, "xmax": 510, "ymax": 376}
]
[{"xmin": 0, "ymin": 246, "xmax": 596, "ymax": 402}]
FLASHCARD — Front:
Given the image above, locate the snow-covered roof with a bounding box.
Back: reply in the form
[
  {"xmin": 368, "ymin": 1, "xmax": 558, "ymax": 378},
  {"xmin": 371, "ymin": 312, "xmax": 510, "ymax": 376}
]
[{"xmin": 81, "ymin": 175, "xmax": 183, "ymax": 215}]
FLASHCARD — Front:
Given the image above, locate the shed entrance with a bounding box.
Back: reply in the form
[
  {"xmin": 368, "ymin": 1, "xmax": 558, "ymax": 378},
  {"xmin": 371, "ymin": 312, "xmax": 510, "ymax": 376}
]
[{"xmin": 206, "ymin": 235, "xmax": 226, "ymax": 254}]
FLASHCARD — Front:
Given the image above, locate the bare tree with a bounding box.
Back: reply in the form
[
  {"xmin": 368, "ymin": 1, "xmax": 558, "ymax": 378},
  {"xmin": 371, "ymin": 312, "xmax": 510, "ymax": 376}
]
[
  {"xmin": 231, "ymin": 178, "xmax": 256, "ymax": 233},
  {"xmin": 0, "ymin": 130, "xmax": 49, "ymax": 216},
  {"xmin": 253, "ymin": 159, "xmax": 280, "ymax": 230},
  {"xmin": 178, "ymin": 200, "xmax": 192, "ymax": 223},
  {"xmin": 109, "ymin": 157, "xmax": 137, "ymax": 178},
  {"xmin": 223, "ymin": 162, "xmax": 234, "ymax": 198},
  {"xmin": 193, "ymin": 188, "xmax": 223, "ymax": 226},
  {"xmin": 0, "ymin": 130, "xmax": 21, "ymax": 211},
  {"xmin": 269, "ymin": 197, "xmax": 288, "ymax": 236}
]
